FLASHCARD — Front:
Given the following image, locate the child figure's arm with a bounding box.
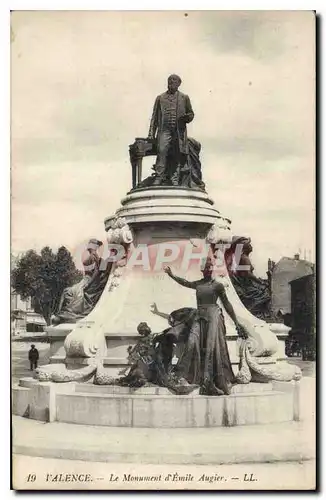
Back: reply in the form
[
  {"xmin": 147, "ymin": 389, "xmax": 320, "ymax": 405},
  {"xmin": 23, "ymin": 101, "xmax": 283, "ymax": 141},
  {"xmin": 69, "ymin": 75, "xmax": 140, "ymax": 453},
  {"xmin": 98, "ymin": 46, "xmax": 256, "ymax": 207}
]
[{"xmin": 150, "ymin": 302, "xmax": 170, "ymax": 320}]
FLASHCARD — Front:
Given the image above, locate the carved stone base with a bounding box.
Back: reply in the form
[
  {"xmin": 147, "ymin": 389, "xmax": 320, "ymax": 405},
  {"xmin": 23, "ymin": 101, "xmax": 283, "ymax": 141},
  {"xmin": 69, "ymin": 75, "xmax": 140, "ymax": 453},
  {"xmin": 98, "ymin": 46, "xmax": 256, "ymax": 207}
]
[
  {"xmin": 13, "ymin": 376, "xmax": 301, "ymax": 426},
  {"xmin": 42, "ymin": 187, "xmax": 294, "ymax": 382}
]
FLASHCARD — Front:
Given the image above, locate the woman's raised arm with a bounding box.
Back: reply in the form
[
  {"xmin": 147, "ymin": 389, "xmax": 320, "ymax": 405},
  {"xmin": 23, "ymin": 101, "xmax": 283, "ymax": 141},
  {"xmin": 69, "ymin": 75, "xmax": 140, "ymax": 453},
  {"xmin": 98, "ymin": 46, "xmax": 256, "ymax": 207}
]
[{"xmin": 164, "ymin": 266, "xmax": 198, "ymax": 289}]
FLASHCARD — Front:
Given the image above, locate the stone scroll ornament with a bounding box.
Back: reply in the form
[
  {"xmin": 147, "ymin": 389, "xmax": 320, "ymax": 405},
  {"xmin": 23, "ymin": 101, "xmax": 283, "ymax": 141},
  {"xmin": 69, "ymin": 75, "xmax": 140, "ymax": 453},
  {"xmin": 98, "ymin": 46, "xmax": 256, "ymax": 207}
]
[
  {"xmin": 236, "ymin": 340, "xmax": 302, "ymax": 383},
  {"xmin": 35, "ymin": 218, "xmax": 134, "ymax": 383},
  {"xmin": 35, "ymin": 360, "xmax": 98, "ymax": 383},
  {"xmin": 63, "ymin": 216, "xmax": 134, "ymax": 358}
]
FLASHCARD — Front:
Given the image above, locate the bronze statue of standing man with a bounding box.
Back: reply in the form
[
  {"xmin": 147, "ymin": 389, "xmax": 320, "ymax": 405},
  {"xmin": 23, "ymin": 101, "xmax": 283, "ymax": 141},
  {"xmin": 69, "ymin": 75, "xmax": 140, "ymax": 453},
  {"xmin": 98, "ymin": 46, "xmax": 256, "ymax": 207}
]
[{"xmin": 148, "ymin": 74, "xmax": 194, "ymax": 186}]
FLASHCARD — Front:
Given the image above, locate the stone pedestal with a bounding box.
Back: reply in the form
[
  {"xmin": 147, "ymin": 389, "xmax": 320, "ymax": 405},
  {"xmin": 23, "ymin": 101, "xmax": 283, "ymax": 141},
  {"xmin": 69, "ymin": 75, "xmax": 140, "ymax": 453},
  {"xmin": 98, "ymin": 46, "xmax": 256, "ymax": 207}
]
[
  {"xmin": 13, "ymin": 377, "xmax": 300, "ymax": 427},
  {"xmin": 44, "ymin": 187, "xmax": 290, "ymax": 376},
  {"xmin": 13, "ymin": 186, "xmax": 303, "ymax": 431}
]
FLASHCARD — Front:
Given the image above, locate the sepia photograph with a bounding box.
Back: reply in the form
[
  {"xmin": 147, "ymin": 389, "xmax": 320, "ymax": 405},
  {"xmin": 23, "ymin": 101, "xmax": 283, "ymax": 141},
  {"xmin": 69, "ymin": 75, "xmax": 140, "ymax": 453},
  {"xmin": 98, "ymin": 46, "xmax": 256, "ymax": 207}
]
[{"xmin": 10, "ymin": 9, "xmax": 316, "ymax": 491}]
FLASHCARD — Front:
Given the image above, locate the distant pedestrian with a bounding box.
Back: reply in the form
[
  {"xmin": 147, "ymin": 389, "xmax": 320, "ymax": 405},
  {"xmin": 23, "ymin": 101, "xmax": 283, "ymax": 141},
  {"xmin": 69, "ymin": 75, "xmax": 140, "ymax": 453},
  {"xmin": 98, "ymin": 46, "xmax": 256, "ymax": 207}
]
[{"xmin": 28, "ymin": 344, "xmax": 39, "ymax": 371}]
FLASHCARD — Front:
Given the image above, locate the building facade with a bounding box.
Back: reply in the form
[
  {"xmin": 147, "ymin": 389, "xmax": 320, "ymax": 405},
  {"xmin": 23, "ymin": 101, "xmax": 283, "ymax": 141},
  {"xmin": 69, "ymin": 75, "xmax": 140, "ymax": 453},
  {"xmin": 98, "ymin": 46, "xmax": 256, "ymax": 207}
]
[
  {"xmin": 289, "ymin": 273, "xmax": 316, "ymax": 359},
  {"xmin": 270, "ymin": 254, "xmax": 315, "ymax": 315},
  {"xmin": 11, "ymin": 290, "xmax": 46, "ymax": 335}
]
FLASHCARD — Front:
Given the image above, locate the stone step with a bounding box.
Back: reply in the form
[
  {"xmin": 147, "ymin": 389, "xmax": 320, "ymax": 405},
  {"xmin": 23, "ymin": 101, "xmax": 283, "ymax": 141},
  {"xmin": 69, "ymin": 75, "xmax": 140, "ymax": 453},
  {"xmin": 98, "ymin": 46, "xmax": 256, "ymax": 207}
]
[
  {"xmin": 12, "ymin": 414, "xmax": 315, "ymax": 468},
  {"xmin": 12, "ymin": 386, "xmax": 30, "ymax": 418},
  {"xmin": 54, "ymin": 389, "xmax": 295, "ymax": 428},
  {"xmin": 74, "ymin": 382, "xmax": 274, "ymax": 396},
  {"xmin": 18, "ymin": 377, "xmax": 273, "ymax": 395},
  {"xmin": 19, "ymin": 377, "xmax": 39, "ymax": 388},
  {"xmin": 13, "ymin": 378, "xmax": 298, "ymax": 427}
]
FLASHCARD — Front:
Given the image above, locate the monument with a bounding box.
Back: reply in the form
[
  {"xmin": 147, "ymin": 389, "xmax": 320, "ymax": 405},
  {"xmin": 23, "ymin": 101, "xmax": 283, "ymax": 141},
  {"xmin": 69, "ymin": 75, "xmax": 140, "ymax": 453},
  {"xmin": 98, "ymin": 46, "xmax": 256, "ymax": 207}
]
[
  {"xmin": 129, "ymin": 74, "xmax": 205, "ymax": 190},
  {"xmin": 13, "ymin": 76, "xmax": 301, "ymax": 427}
]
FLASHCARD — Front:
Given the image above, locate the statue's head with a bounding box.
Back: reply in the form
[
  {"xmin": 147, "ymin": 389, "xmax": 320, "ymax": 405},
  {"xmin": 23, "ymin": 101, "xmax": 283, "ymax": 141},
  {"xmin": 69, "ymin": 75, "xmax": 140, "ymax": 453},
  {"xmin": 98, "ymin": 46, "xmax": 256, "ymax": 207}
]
[
  {"xmin": 201, "ymin": 257, "xmax": 214, "ymax": 279},
  {"xmin": 167, "ymin": 74, "xmax": 182, "ymax": 93},
  {"xmin": 242, "ymin": 239, "xmax": 253, "ymax": 255},
  {"xmin": 137, "ymin": 322, "xmax": 152, "ymax": 337},
  {"xmin": 87, "ymin": 239, "xmax": 103, "ymax": 254},
  {"xmin": 231, "ymin": 236, "xmax": 252, "ymax": 255}
]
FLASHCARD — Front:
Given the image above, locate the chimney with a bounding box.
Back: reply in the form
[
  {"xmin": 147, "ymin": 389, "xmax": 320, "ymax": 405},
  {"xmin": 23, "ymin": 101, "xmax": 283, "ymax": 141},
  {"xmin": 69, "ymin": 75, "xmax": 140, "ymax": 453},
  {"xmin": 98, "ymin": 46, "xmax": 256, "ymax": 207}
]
[
  {"xmin": 268, "ymin": 258, "xmax": 275, "ymax": 272},
  {"xmin": 294, "ymin": 253, "xmax": 300, "ymax": 260}
]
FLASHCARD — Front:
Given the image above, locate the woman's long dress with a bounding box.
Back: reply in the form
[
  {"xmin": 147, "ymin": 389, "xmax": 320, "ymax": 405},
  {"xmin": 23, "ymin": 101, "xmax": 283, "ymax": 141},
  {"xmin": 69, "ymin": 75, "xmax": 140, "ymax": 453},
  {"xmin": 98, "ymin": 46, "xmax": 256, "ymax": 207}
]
[{"xmin": 171, "ymin": 277, "xmax": 235, "ymax": 394}]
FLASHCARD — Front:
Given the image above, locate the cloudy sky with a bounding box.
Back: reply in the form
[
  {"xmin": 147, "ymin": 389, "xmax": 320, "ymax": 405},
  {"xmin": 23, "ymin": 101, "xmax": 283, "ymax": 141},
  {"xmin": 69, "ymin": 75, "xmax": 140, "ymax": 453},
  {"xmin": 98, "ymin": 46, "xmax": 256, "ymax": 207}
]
[{"xmin": 11, "ymin": 10, "xmax": 315, "ymax": 276}]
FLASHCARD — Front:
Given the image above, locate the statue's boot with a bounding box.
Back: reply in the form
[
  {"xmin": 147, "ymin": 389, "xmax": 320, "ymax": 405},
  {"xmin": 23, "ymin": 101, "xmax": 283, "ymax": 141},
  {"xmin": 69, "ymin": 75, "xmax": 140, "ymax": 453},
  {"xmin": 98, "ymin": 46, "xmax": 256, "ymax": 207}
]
[
  {"xmin": 171, "ymin": 384, "xmax": 198, "ymax": 395},
  {"xmin": 51, "ymin": 315, "xmax": 61, "ymax": 326},
  {"xmin": 171, "ymin": 166, "xmax": 181, "ymax": 186},
  {"xmin": 152, "ymin": 176, "xmax": 161, "ymax": 186},
  {"xmin": 220, "ymin": 382, "xmax": 232, "ymax": 395},
  {"xmin": 200, "ymin": 378, "xmax": 224, "ymax": 396},
  {"xmin": 166, "ymin": 376, "xmax": 198, "ymax": 395}
]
